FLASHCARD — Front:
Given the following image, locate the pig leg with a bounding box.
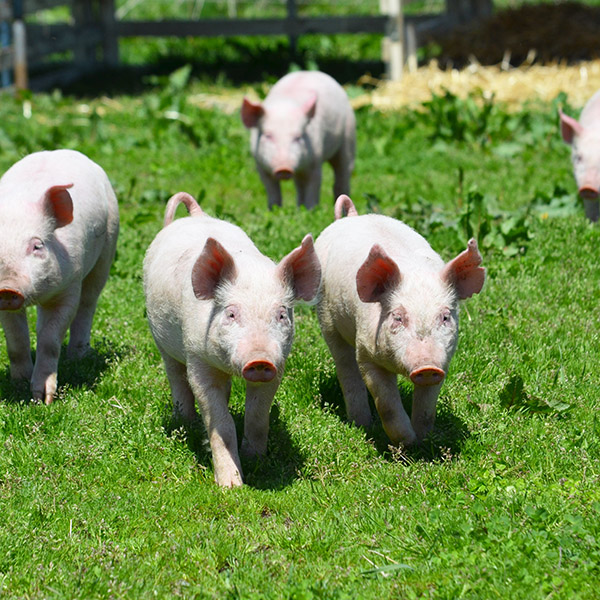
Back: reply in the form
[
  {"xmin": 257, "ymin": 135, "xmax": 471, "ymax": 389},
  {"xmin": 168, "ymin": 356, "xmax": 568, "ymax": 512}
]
[
  {"xmin": 258, "ymin": 166, "xmax": 282, "ymax": 209},
  {"xmin": 67, "ymin": 246, "xmax": 114, "ymax": 359},
  {"xmin": 583, "ymin": 198, "xmax": 600, "ymax": 222},
  {"xmin": 161, "ymin": 352, "xmax": 198, "ymax": 421},
  {"xmin": 359, "ymin": 360, "xmax": 417, "ymax": 446},
  {"xmin": 0, "ymin": 311, "xmax": 33, "ymax": 380},
  {"xmin": 32, "ymin": 289, "xmax": 81, "ymax": 404},
  {"xmin": 329, "ymin": 145, "xmax": 354, "ymax": 201},
  {"xmin": 411, "ymin": 383, "xmax": 442, "ymax": 441},
  {"xmin": 187, "ymin": 361, "xmax": 243, "ymax": 487},
  {"xmin": 323, "ymin": 330, "xmax": 371, "ymax": 427},
  {"xmin": 241, "ymin": 380, "xmax": 279, "ymax": 458},
  {"xmin": 294, "ymin": 166, "xmax": 322, "ymax": 209}
]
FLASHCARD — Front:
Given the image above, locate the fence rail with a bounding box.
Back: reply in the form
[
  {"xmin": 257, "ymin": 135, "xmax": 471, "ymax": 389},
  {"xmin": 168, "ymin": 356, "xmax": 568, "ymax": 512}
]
[{"xmin": 0, "ymin": 0, "xmax": 491, "ymax": 91}]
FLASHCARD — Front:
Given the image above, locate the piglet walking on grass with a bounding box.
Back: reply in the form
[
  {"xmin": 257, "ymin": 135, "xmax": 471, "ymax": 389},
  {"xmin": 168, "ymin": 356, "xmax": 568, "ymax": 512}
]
[
  {"xmin": 314, "ymin": 195, "xmax": 485, "ymax": 446},
  {"xmin": 241, "ymin": 70, "xmax": 356, "ymax": 209},
  {"xmin": 143, "ymin": 192, "xmax": 321, "ymax": 487},
  {"xmin": 0, "ymin": 150, "xmax": 119, "ymax": 404},
  {"xmin": 560, "ymin": 90, "xmax": 600, "ymax": 221}
]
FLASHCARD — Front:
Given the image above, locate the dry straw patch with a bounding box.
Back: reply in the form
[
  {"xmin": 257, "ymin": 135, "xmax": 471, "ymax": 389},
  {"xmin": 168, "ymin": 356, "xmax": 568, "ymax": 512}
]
[{"xmin": 361, "ymin": 59, "xmax": 600, "ymax": 112}]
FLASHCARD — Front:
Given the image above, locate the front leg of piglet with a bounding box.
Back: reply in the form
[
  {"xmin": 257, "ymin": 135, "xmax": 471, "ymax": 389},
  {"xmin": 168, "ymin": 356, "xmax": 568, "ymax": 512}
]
[
  {"xmin": 295, "ymin": 166, "xmax": 322, "ymax": 209},
  {"xmin": 258, "ymin": 167, "xmax": 282, "ymax": 209},
  {"xmin": 241, "ymin": 379, "xmax": 279, "ymax": 458},
  {"xmin": 359, "ymin": 360, "xmax": 417, "ymax": 446},
  {"xmin": 411, "ymin": 383, "xmax": 443, "ymax": 442},
  {"xmin": 0, "ymin": 310, "xmax": 33, "ymax": 381},
  {"xmin": 32, "ymin": 291, "xmax": 80, "ymax": 404},
  {"xmin": 187, "ymin": 361, "xmax": 244, "ymax": 488}
]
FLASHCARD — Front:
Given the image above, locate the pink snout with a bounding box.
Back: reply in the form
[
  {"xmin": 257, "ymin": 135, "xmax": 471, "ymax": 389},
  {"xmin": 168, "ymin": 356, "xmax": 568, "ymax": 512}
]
[
  {"xmin": 579, "ymin": 186, "xmax": 599, "ymax": 200},
  {"xmin": 242, "ymin": 360, "xmax": 277, "ymax": 383},
  {"xmin": 409, "ymin": 366, "xmax": 446, "ymax": 387},
  {"xmin": 0, "ymin": 289, "xmax": 24, "ymax": 311},
  {"xmin": 274, "ymin": 168, "xmax": 294, "ymax": 181}
]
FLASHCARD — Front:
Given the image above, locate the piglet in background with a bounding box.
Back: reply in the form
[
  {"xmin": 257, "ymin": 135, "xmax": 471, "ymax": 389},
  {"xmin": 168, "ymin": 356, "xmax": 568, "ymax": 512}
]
[
  {"xmin": 315, "ymin": 195, "xmax": 485, "ymax": 447},
  {"xmin": 143, "ymin": 192, "xmax": 321, "ymax": 487},
  {"xmin": 0, "ymin": 150, "xmax": 119, "ymax": 404},
  {"xmin": 560, "ymin": 90, "xmax": 600, "ymax": 221},
  {"xmin": 241, "ymin": 70, "xmax": 356, "ymax": 209}
]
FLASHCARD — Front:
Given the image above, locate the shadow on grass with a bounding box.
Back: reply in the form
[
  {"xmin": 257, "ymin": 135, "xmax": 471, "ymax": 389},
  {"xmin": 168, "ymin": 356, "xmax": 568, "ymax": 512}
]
[
  {"xmin": 318, "ymin": 373, "xmax": 470, "ymax": 463},
  {"xmin": 0, "ymin": 341, "xmax": 123, "ymax": 404},
  {"xmin": 60, "ymin": 39, "xmax": 384, "ymax": 98},
  {"xmin": 163, "ymin": 400, "xmax": 304, "ymax": 491}
]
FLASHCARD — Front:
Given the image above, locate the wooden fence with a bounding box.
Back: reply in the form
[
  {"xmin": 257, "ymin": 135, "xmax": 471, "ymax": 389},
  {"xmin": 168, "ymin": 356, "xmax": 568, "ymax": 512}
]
[{"xmin": 1, "ymin": 0, "xmax": 492, "ymax": 91}]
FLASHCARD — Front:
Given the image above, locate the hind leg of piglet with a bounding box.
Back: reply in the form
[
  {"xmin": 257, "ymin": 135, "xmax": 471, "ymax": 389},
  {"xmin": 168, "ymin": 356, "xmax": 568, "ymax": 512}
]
[
  {"xmin": 324, "ymin": 330, "xmax": 372, "ymax": 428},
  {"xmin": 67, "ymin": 249, "xmax": 113, "ymax": 359},
  {"xmin": 411, "ymin": 383, "xmax": 442, "ymax": 442},
  {"xmin": 33, "ymin": 294, "xmax": 79, "ymax": 404},
  {"xmin": 0, "ymin": 310, "xmax": 33, "ymax": 381},
  {"xmin": 241, "ymin": 379, "xmax": 279, "ymax": 458},
  {"xmin": 360, "ymin": 360, "xmax": 417, "ymax": 446},
  {"xmin": 161, "ymin": 352, "xmax": 198, "ymax": 422},
  {"xmin": 187, "ymin": 361, "xmax": 243, "ymax": 488}
]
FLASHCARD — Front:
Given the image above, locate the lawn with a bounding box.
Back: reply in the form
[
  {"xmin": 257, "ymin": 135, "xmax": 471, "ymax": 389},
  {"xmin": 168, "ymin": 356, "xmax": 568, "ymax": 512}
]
[{"xmin": 0, "ymin": 52, "xmax": 598, "ymax": 599}]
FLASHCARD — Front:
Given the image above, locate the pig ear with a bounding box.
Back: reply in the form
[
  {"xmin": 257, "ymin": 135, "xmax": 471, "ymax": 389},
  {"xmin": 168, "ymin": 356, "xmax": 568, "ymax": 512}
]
[
  {"xmin": 302, "ymin": 92, "xmax": 317, "ymax": 119},
  {"xmin": 441, "ymin": 238, "xmax": 486, "ymax": 300},
  {"xmin": 192, "ymin": 238, "xmax": 237, "ymax": 300},
  {"xmin": 42, "ymin": 184, "xmax": 74, "ymax": 228},
  {"xmin": 356, "ymin": 244, "xmax": 401, "ymax": 303},
  {"xmin": 241, "ymin": 97, "xmax": 264, "ymax": 128},
  {"xmin": 559, "ymin": 110, "xmax": 584, "ymax": 144},
  {"xmin": 277, "ymin": 234, "xmax": 321, "ymax": 302}
]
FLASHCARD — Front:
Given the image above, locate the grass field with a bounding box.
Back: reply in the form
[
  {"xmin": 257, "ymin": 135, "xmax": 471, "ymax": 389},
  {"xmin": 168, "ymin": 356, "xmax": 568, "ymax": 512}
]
[{"xmin": 0, "ymin": 49, "xmax": 599, "ymax": 599}]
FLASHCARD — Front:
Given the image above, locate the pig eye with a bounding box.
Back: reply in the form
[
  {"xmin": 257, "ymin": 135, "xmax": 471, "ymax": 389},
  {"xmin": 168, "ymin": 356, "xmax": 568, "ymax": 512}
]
[
  {"xmin": 440, "ymin": 310, "xmax": 452, "ymax": 326},
  {"xmin": 574, "ymin": 153, "xmax": 583, "ymax": 164},
  {"xmin": 277, "ymin": 306, "xmax": 290, "ymax": 324},
  {"xmin": 390, "ymin": 308, "xmax": 406, "ymax": 329},
  {"xmin": 223, "ymin": 305, "xmax": 239, "ymax": 324},
  {"xmin": 28, "ymin": 238, "xmax": 45, "ymax": 256}
]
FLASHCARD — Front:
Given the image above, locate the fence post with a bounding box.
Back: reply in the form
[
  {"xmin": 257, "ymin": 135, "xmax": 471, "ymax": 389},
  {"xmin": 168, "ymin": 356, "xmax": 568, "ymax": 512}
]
[
  {"xmin": 286, "ymin": 0, "xmax": 297, "ymax": 56},
  {"xmin": 99, "ymin": 0, "xmax": 119, "ymax": 66},
  {"xmin": 72, "ymin": 0, "xmax": 96, "ymax": 69},
  {"xmin": 381, "ymin": 0, "xmax": 404, "ymax": 81},
  {"xmin": 12, "ymin": 0, "xmax": 26, "ymax": 89}
]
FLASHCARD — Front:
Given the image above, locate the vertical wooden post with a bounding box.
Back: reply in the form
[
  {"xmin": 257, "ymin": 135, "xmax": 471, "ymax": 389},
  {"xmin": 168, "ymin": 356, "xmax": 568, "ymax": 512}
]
[
  {"xmin": 381, "ymin": 0, "xmax": 404, "ymax": 81},
  {"xmin": 286, "ymin": 0, "xmax": 297, "ymax": 56},
  {"xmin": 12, "ymin": 0, "xmax": 27, "ymax": 90},
  {"xmin": 73, "ymin": 0, "xmax": 96, "ymax": 69},
  {"xmin": 99, "ymin": 0, "xmax": 118, "ymax": 66}
]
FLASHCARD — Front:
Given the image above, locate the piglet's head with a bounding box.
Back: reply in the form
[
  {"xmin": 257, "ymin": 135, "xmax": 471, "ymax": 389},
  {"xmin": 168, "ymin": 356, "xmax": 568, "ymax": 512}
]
[{"xmin": 0, "ymin": 183, "xmax": 74, "ymax": 311}]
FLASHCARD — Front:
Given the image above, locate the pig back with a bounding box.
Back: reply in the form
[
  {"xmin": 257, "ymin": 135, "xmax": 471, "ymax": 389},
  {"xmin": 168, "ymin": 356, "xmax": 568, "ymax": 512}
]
[
  {"xmin": 267, "ymin": 71, "xmax": 354, "ymax": 157},
  {"xmin": 315, "ymin": 214, "xmax": 444, "ymax": 343}
]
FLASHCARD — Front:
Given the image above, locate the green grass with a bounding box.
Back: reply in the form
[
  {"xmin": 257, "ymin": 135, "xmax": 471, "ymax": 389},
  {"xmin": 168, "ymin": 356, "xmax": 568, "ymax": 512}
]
[{"xmin": 0, "ymin": 71, "xmax": 598, "ymax": 598}]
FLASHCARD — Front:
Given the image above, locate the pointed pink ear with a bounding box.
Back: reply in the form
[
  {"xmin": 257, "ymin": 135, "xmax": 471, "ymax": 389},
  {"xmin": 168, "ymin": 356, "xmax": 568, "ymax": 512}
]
[
  {"xmin": 356, "ymin": 244, "xmax": 401, "ymax": 303},
  {"xmin": 43, "ymin": 184, "xmax": 74, "ymax": 228},
  {"xmin": 560, "ymin": 110, "xmax": 584, "ymax": 144},
  {"xmin": 277, "ymin": 234, "xmax": 321, "ymax": 302},
  {"xmin": 191, "ymin": 238, "xmax": 237, "ymax": 300},
  {"xmin": 302, "ymin": 92, "xmax": 317, "ymax": 119},
  {"xmin": 442, "ymin": 238, "xmax": 485, "ymax": 300},
  {"xmin": 241, "ymin": 97, "xmax": 264, "ymax": 128}
]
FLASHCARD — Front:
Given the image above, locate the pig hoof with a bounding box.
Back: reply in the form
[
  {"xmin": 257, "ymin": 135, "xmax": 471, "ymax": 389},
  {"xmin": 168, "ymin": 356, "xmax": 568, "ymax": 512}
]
[
  {"xmin": 215, "ymin": 469, "xmax": 244, "ymax": 488},
  {"xmin": 240, "ymin": 437, "xmax": 266, "ymax": 459}
]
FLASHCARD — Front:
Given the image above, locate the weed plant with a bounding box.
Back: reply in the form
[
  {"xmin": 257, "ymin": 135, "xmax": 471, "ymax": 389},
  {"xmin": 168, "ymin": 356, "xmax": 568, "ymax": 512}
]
[{"xmin": 0, "ymin": 71, "xmax": 597, "ymax": 599}]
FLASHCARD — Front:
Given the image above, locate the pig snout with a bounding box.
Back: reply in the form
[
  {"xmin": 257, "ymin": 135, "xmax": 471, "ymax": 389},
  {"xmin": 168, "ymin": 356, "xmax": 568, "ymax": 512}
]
[
  {"xmin": 409, "ymin": 366, "xmax": 445, "ymax": 387},
  {"xmin": 274, "ymin": 168, "xmax": 294, "ymax": 181},
  {"xmin": 579, "ymin": 186, "xmax": 599, "ymax": 200},
  {"xmin": 0, "ymin": 288, "xmax": 25, "ymax": 310},
  {"xmin": 242, "ymin": 360, "xmax": 278, "ymax": 383}
]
